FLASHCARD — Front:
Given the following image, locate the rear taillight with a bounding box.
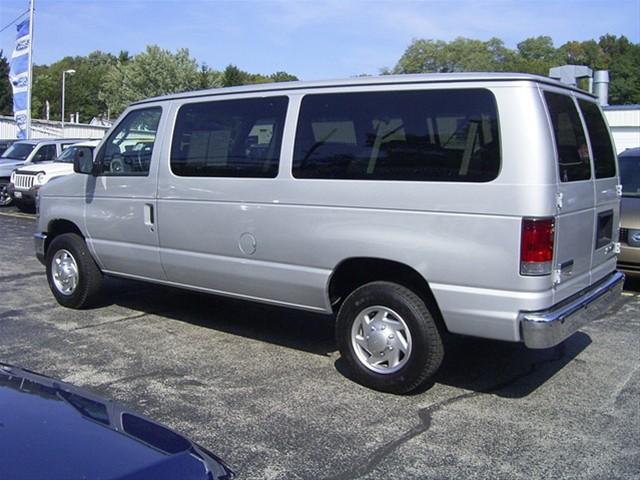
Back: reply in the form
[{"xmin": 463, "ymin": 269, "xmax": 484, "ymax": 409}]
[{"xmin": 520, "ymin": 217, "xmax": 555, "ymax": 276}]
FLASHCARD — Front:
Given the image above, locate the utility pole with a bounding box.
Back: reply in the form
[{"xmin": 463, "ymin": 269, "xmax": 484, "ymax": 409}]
[
  {"xmin": 25, "ymin": 0, "xmax": 34, "ymax": 138},
  {"xmin": 61, "ymin": 69, "xmax": 75, "ymax": 133}
]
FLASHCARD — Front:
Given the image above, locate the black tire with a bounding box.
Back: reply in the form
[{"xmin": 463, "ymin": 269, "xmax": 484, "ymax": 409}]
[
  {"xmin": 46, "ymin": 233, "xmax": 103, "ymax": 309},
  {"xmin": 0, "ymin": 181, "xmax": 13, "ymax": 207},
  {"xmin": 336, "ymin": 281, "xmax": 444, "ymax": 394}
]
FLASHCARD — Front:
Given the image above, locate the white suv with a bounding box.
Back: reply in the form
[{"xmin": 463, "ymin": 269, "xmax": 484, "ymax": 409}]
[{"xmin": 9, "ymin": 140, "xmax": 99, "ymax": 211}]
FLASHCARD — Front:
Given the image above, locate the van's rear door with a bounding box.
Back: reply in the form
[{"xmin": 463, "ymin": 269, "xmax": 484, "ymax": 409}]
[
  {"xmin": 577, "ymin": 98, "xmax": 620, "ymax": 284},
  {"xmin": 543, "ymin": 91, "xmax": 620, "ymax": 304},
  {"xmin": 543, "ymin": 91, "xmax": 595, "ymax": 302}
]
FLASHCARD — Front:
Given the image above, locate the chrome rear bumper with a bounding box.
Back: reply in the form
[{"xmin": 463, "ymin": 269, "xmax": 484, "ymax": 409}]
[{"xmin": 519, "ymin": 271, "xmax": 625, "ymax": 349}]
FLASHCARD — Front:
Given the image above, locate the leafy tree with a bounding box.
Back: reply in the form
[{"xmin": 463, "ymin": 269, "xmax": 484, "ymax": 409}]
[
  {"xmin": 99, "ymin": 45, "xmax": 200, "ymax": 115},
  {"xmin": 392, "ymin": 35, "xmax": 639, "ymax": 103},
  {"xmin": 394, "ymin": 37, "xmax": 511, "ymax": 73},
  {"xmin": 221, "ymin": 64, "xmax": 247, "ymax": 87},
  {"xmin": 598, "ymin": 35, "xmax": 640, "ymax": 104},
  {"xmin": 0, "ymin": 50, "xmax": 12, "ymax": 116},
  {"xmin": 270, "ymin": 71, "xmax": 298, "ymax": 82},
  {"xmin": 31, "ymin": 51, "xmax": 118, "ymax": 123},
  {"xmin": 220, "ymin": 65, "xmax": 297, "ymax": 87},
  {"xmin": 198, "ymin": 63, "xmax": 222, "ymax": 89}
]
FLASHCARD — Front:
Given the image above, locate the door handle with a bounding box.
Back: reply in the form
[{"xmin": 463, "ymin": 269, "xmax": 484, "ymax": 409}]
[{"xmin": 144, "ymin": 203, "xmax": 155, "ymax": 232}]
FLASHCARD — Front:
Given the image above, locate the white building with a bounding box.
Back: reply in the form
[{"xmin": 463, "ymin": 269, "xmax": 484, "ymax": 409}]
[
  {"xmin": 604, "ymin": 105, "xmax": 640, "ymax": 154},
  {"xmin": 0, "ymin": 115, "xmax": 108, "ymax": 140}
]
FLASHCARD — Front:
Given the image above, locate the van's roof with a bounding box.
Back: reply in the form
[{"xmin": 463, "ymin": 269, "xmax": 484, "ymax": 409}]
[{"xmin": 133, "ymin": 72, "xmax": 597, "ymax": 106}]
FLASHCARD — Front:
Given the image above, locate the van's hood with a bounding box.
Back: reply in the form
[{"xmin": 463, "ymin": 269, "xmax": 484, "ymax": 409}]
[
  {"xmin": 621, "ymin": 196, "xmax": 640, "ymax": 229},
  {"xmin": 17, "ymin": 162, "xmax": 74, "ymax": 177},
  {"xmin": 0, "ymin": 363, "xmax": 235, "ymax": 480}
]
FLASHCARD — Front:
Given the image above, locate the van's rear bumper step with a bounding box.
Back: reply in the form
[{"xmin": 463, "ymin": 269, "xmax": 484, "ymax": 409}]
[{"xmin": 519, "ymin": 271, "xmax": 625, "ymax": 349}]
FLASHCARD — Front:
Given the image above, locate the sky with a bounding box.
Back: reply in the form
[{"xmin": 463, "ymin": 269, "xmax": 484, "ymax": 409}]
[{"xmin": 1, "ymin": 0, "xmax": 639, "ymax": 80}]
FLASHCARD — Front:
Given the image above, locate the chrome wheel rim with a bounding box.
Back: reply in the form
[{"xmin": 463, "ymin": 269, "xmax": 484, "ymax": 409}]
[
  {"xmin": 351, "ymin": 305, "xmax": 412, "ymax": 374},
  {"xmin": 51, "ymin": 249, "xmax": 79, "ymax": 295}
]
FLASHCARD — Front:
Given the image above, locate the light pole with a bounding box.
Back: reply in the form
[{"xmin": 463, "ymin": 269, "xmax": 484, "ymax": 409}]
[{"xmin": 61, "ymin": 69, "xmax": 76, "ymax": 132}]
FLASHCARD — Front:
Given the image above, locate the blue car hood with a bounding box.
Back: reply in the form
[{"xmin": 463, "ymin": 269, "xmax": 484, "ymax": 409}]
[
  {"xmin": 0, "ymin": 158, "xmax": 24, "ymax": 176},
  {"xmin": 0, "ymin": 364, "xmax": 234, "ymax": 480}
]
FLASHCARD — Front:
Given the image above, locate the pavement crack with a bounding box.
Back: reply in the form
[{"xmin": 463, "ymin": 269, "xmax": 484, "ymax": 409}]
[
  {"xmin": 70, "ymin": 312, "xmax": 150, "ymax": 331},
  {"xmin": 323, "ymin": 346, "xmax": 566, "ymax": 480},
  {"xmin": 0, "ymin": 302, "xmax": 56, "ymax": 319},
  {"xmin": 97, "ymin": 369, "xmax": 182, "ymax": 388},
  {"xmin": 0, "ymin": 271, "xmax": 44, "ymax": 282}
]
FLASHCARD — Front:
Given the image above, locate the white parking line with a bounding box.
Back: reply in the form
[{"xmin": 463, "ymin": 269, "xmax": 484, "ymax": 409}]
[{"xmin": 0, "ymin": 211, "xmax": 35, "ymax": 220}]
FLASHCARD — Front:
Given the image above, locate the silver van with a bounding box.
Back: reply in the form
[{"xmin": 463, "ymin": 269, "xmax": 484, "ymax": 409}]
[{"xmin": 34, "ymin": 73, "xmax": 624, "ymax": 393}]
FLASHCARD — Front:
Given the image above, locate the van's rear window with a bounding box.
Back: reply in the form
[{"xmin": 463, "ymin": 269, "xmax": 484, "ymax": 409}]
[
  {"xmin": 544, "ymin": 92, "xmax": 591, "ymax": 182},
  {"xmin": 292, "ymin": 89, "xmax": 500, "ymax": 182},
  {"xmin": 578, "ymin": 100, "xmax": 616, "ymax": 179}
]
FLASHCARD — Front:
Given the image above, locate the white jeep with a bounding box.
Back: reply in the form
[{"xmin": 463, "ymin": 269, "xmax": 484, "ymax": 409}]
[{"xmin": 9, "ymin": 140, "xmax": 99, "ymax": 212}]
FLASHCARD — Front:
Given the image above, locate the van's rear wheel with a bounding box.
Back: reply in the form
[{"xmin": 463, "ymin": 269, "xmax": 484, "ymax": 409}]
[
  {"xmin": 46, "ymin": 233, "xmax": 103, "ymax": 309},
  {"xmin": 336, "ymin": 281, "xmax": 444, "ymax": 394}
]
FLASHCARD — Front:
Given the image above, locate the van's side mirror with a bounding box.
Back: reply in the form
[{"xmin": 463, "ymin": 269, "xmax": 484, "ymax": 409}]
[{"xmin": 73, "ymin": 148, "xmax": 94, "ymax": 175}]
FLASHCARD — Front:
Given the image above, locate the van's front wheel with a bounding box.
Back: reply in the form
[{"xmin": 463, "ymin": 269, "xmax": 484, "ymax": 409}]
[
  {"xmin": 46, "ymin": 233, "xmax": 103, "ymax": 309},
  {"xmin": 336, "ymin": 281, "xmax": 444, "ymax": 394}
]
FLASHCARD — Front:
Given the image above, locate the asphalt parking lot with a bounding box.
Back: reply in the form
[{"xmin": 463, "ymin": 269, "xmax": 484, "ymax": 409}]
[{"xmin": 1, "ymin": 207, "xmax": 638, "ymax": 480}]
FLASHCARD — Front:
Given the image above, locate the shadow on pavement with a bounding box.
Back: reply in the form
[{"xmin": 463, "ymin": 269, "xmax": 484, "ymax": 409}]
[
  {"xmin": 335, "ymin": 332, "xmax": 591, "ymax": 398},
  {"xmin": 99, "ymin": 276, "xmax": 337, "ymax": 357},
  {"xmin": 432, "ymin": 332, "xmax": 591, "ymax": 398},
  {"xmin": 623, "ymin": 274, "xmax": 640, "ymax": 292},
  {"xmin": 100, "ymin": 276, "xmax": 591, "ymax": 397}
]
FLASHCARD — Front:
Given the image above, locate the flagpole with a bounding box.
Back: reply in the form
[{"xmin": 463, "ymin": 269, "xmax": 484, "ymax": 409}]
[{"xmin": 26, "ymin": 0, "xmax": 34, "ymax": 139}]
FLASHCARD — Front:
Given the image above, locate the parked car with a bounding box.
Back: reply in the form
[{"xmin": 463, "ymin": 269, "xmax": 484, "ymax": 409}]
[
  {"xmin": 0, "ymin": 138, "xmax": 84, "ymax": 206},
  {"xmin": 8, "ymin": 140, "xmax": 100, "ymax": 212},
  {"xmin": 617, "ymin": 147, "xmax": 640, "ymax": 275},
  {"xmin": 0, "ymin": 139, "xmax": 16, "ymax": 156},
  {"xmin": 0, "ymin": 362, "xmax": 234, "ymax": 479},
  {"xmin": 34, "ymin": 73, "xmax": 624, "ymax": 394}
]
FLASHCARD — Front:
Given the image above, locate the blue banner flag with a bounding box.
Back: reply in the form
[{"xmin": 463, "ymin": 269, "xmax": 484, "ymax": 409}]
[{"xmin": 9, "ymin": 18, "xmax": 31, "ymax": 139}]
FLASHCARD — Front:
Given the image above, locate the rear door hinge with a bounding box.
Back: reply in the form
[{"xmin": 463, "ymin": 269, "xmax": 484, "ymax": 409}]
[
  {"xmin": 555, "ymin": 192, "xmax": 564, "ymax": 210},
  {"xmin": 616, "ymin": 184, "xmax": 623, "ymax": 197}
]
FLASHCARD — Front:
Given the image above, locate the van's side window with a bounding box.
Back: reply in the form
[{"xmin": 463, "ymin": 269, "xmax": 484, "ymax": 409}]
[
  {"xmin": 170, "ymin": 97, "xmax": 288, "ymax": 178},
  {"xmin": 578, "ymin": 100, "xmax": 616, "ymax": 178},
  {"xmin": 292, "ymin": 89, "xmax": 500, "ymax": 182},
  {"xmin": 95, "ymin": 107, "xmax": 162, "ymax": 176},
  {"xmin": 544, "ymin": 92, "xmax": 591, "ymax": 182}
]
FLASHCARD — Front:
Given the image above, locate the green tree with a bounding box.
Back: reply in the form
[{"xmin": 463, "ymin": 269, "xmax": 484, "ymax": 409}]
[
  {"xmin": 270, "ymin": 71, "xmax": 298, "ymax": 82},
  {"xmin": 394, "ymin": 37, "xmax": 511, "ymax": 73},
  {"xmin": 31, "ymin": 51, "xmax": 118, "ymax": 123},
  {"xmin": 198, "ymin": 63, "xmax": 222, "ymax": 89},
  {"xmin": 221, "ymin": 64, "xmax": 247, "ymax": 87},
  {"xmin": 99, "ymin": 45, "xmax": 200, "ymax": 116},
  {"xmin": 598, "ymin": 35, "xmax": 640, "ymax": 104},
  {"xmin": 0, "ymin": 50, "xmax": 12, "ymax": 116}
]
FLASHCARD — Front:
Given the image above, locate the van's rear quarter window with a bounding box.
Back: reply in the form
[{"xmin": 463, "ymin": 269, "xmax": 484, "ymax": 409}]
[{"xmin": 292, "ymin": 89, "xmax": 501, "ymax": 182}]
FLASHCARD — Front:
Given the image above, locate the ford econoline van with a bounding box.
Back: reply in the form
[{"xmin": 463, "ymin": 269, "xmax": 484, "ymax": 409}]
[{"xmin": 34, "ymin": 73, "xmax": 624, "ymax": 393}]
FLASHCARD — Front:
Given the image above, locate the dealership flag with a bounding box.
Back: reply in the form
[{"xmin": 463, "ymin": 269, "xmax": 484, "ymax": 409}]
[{"xmin": 9, "ymin": 18, "xmax": 31, "ymax": 139}]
